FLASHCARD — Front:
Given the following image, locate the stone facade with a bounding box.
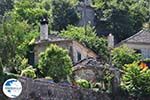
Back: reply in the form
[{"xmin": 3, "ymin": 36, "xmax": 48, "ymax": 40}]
[
  {"xmin": 34, "ymin": 34, "xmax": 97, "ymax": 64},
  {"xmin": 117, "ymin": 29, "xmax": 150, "ymax": 58},
  {"xmin": 73, "ymin": 58, "xmax": 121, "ymax": 93}
]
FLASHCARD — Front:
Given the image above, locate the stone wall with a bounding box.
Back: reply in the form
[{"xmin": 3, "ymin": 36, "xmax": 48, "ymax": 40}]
[
  {"xmin": 11, "ymin": 77, "xmax": 111, "ymax": 100},
  {"xmin": 34, "ymin": 40, "xmax": 97, "ymax": 65}
]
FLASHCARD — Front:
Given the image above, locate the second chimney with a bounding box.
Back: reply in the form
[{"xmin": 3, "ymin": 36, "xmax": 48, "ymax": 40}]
[{"xmin": 40, "ymin": 18, "xmax": 48, "ymax": 40}]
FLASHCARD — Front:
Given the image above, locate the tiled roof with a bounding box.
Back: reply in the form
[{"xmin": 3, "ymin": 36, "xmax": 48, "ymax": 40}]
[
  {"xmin": 120, "ymin": 29, "xmax": 150, "ymax": 44},
  {"xmin": 73, "ymin": 58, "xmax": 106, "ymax": 71},
  {"xmin": 74, "ymin": 57, "xmax": 99, "ymax": 66}
]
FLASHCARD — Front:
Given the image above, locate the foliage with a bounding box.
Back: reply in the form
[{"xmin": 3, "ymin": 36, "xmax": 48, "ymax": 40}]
[
  {"xmin": 94, "ymin": 66, "xmax": 114, "ymax": 93},
  {"xmin": 0, "ymin": 0, "xmax": 14, "ymax": 17},
  {"xmin": 21, "ymin": 66, "xmax": 36, "ymax": 78},
  {"xmin": 13, "ymin": 0, "xmax": 50, "ymax": 25},
  {"xmin": 112, "ymin": 45, "xmax": 142, "ymax": 69},
  {"xmin": 15, "ymin": 56, "xmax": 30, "ymax": 72},
  {"xmin": 93, "ymin": 0, "xmax": 149, "ymax": 42},
  {"xmin": 121, "ymin": 62, "xmax": 150, "ymax": 97},
  {"xmin": 141, "ymin": 58, "xmax": 150, "ymax": 63},
  {"xmin": 45, "ymin": 76, "xmax": 53, "ymax": 80},
  {"xmin": 51, "ymin": 0, "xmax": 79, "ymax": 31},
  {"xmin": 38, "ymin": 44, "xmax": 72, "ymax": 82},
  {"xmin": 76, "ymin": 79, "xmax": 91, "ymax": 89},
  {"xmin": 0, "ymin": 13, "xmax": 38, "ymax": 73},
  {"xmin": 61, "ymin": 25, "xmax": 109, "ymax": 61}
]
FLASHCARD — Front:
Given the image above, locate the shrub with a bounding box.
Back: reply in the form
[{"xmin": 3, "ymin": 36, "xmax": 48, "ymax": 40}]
[
  {"xmin": 21, "ymin": 66, "xmax": 36, "ymax": 78},
  {"xmin": 76, "ymin": 79, "xmax": 91, "ymax": 89},
  {"xmin": 45, "ymin": 76, "xmax": 53, "ymax": 80},
  {"xmin": 38, "ymin": 44, "xmax": 72, "ymax": 82},
  {"xmin": 121, "ymin": 62, "xmax": 150, "ymax": 97},
  {"xmin": 61, "ymin": 25, "xmax": 109, "ymax": 61},
  {"xmin": 112, "ymin": 45, "xmax": 142, "ymax": 69}
]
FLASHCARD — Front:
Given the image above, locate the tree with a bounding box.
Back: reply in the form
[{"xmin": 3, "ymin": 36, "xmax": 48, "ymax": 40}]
[
  {"xmin": 0, "ymin": 0, "xmax": 14, "ymax": 17},
  {"xmin": 13, "ymin": 0, "xmax": 79, "ymax": 31},
  {"xmin": 0, "ymin": 14, "xmax": 38, "ymax": 73},
  {"xmin": 38, "ymin": 44, "xmax": 72, "ymax": 82},
  {"xmin": 13, "ymin": 0, "xmax": 50, "ymax": 25},
  {"xmin": 51, "ymin": 0, "xmax": 79, "ymax": 31},
  {"xmin": 112, "ymin": 45, "xmax": 142, "ymax": 69},
  {"xmin": 61, "ymin": 25, "xmax": 109, "ymax": 61},
  {"xmin": 94, "ymin": 0, "xmax": 149, "ymax": 42},
  {"xmin": 121, "ymin": 62, "xmax": 150, "ymax": 97}
]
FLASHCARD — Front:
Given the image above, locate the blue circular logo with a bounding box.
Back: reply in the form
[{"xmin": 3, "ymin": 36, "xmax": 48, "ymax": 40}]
[{"xmin": 3, "ymin": 78, "xmax": 22, "ymax": 98}]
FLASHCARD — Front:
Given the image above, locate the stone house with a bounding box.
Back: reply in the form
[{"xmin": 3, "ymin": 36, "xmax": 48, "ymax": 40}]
[
  {"xmin": 117, "ymin": 29, "xmax": 150, "ymax": 58},
  {"xmin": 33, "ymin": 18, "xmax": 97, "ymax": 65},
  {"xmin": 73, "ymin": 57, "xmax": 121, "ymax": 93},
  {"xmin": 73, "ymin": 57, "xmax": 106, "ymax": 82},
  {"xmin": 30, "ymin": 18, "xmax": 121, "ymax": 92}
]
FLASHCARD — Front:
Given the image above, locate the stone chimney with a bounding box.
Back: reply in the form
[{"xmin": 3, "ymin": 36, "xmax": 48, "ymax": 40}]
[
  {"xmin": 108, "ymin": 33, "xmax": 114, "ymax": 48},
  {"xmin": 40, "ymin": 17, "xmax": 48, "ymax": 40}
]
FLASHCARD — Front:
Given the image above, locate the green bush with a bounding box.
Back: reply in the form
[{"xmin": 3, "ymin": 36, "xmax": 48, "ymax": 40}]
[
  {"xmin": 141, "ymin": 58, "xmax": 150, "ymax": 63},
  {"xmin": 45, "ymin": 76, "xmax": 53, "ymax": 80},
  {"xmin": 21, "ymin": 66, "xmax": 36, "ymax": 78},
  {"xmin": 121, "ymin": 62, "xmax": 150, "ymax": 97},
  {"xmin": 38, "ymin": 44, "xmax": 72, "ymax": 82},
  {"xmin": 61, "ymin": 25, "xmax": 109, "ymax": 61},
  {"xmin": 112, "ymin": 45, "xmax": 142, "ymax": 69},
  {"xmin": 76, "ymin": 79, "xmax": 91, "ymax": 89}
]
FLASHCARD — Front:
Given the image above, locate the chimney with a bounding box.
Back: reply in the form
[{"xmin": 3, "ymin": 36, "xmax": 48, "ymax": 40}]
[
  {"xmin": 108, "ymin": 33, "xmax": 114, "ymax": 48},
  {"xmin": 40, "ymin": 17, "xmax": 48, "ymax": 40}
]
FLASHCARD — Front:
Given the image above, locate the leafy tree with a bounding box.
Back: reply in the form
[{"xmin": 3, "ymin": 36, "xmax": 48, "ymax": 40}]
[
  {"xmin": 38, "ymin": 44, "xmax": 72, "ymax": 82},
  {"xmin": 61, "ymin": 25, "xmax": 109, "ymax": 61},
  {"xmin": 94, "ymin": 0, "xmax": 149, "ymax": 42},
  {"xmin": 13, "ymin": 0, "xmax": 79, "ymax": 31},
  {"xmin": 0, "ymin": 14, "xmax": 38, "ymax": 73},
  {"xmin": 13, "ymin": 0, "xmax": 50, "ymax": 25},
  {"xmin": 121, "ymin": 62, "xmax": 150, "ymax": 97},
  {"xmin": 0, "ymin": 0, "xmax": 14, "ymax": 17},
  {"xmin": 112, "ymin": 45, "xmax": 142, "ymax": 69},
  {"xmin": 51, "ymin": 0, "xmax": 79, "ymax": 31}
]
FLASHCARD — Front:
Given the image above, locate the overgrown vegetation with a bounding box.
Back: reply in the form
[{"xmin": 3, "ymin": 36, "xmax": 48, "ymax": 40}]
[
  {"xmin": 38, "ymin": 44, "xmax": 72, "ymax": 82},
  {"xmin": 93, "ymin": 0, "xmax": 149, "ymax": 42},
  {"xmin": 0, "ymin": 0, "xmax": 149, "ymax": 97},
  {"xmin": 21, "ymin": 66, "xmax": 36, "ymax": 78},
  {"xmin": 112, "ymin": 45, "xmax": 142, "ymax": 69},
  {"xmin": 76, "ymin": 79, "xmax": 91, "ymax": 89},
  {"xmin": 61, "ymin": 25, "xmax": 109, "ymax": 61},
  {"xmin": 121, "ymin": 62, "xmax": 150, "ymax": 97}
]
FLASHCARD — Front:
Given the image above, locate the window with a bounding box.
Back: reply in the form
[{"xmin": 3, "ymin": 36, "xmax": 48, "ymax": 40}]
[
  {"xmin": 141, "ymin": 49, "xmax": 150, "ymax": 58},
  {"xmin": 134, "ymin": 49, "xmax": 141, "ymax": 53},
  {"xmin": 77, "ymin": 52, "xmax": 81, "ymax": 61}
]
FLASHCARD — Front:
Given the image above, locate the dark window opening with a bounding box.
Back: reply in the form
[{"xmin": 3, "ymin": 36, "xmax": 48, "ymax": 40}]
[
  {"xmin": 134, "ymin": 49, "xmax": 141, "ymax": 53},
  {"xmin": 77, "ymin": 52, "xmax": 81, "ymax": 61},
  {"xmin": 27, "ymin": 45, "xmax": 34, "ymax": 66}
]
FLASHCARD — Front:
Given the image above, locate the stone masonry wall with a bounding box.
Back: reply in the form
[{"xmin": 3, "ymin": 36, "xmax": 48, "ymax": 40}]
[{"xmin": 11, "ymin": 77, "xmax": 111, "ymax": 100}]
